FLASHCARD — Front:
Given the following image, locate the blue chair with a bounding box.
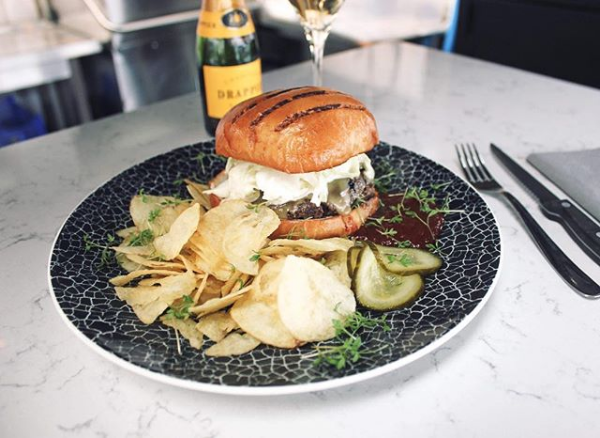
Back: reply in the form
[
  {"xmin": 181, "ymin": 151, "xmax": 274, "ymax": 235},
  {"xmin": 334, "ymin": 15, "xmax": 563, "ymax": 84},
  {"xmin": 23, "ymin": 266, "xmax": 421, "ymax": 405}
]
[
  {"xmin": 443, "ymin": 0, "xmax": 460, "ymax": 52},
  {"xmin": 0, "ymin": 95, "xmax": 47, "ymax": 147}
]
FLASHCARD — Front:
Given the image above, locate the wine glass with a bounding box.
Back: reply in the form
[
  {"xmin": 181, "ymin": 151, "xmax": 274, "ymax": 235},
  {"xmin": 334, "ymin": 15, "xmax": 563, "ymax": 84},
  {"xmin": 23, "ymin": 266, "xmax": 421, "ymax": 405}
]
[{"xmin": 288, "ymin": 0, "xmax": 347, "ymax": 86}]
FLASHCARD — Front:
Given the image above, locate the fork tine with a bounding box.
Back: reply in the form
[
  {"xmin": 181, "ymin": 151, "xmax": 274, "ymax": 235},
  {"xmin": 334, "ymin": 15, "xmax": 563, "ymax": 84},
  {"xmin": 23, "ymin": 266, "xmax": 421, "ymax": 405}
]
[
  {"xmin": 455, "ymin": 144, "xmax": 477, "ymax": 183},
  {"xmin": 463, "ymin": 143, "xmax": 486, "ymax": 182},
  {"xmin": 468, "ymin": 143, "xmax": 494, "ymax": 180}
]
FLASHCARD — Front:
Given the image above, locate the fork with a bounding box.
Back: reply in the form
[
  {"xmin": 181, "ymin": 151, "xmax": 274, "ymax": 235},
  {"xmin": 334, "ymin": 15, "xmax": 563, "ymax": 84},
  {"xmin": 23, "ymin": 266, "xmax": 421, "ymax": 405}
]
[{"xmin": 455, "ymin": 143, "xmax": 600, "ymax": 299}]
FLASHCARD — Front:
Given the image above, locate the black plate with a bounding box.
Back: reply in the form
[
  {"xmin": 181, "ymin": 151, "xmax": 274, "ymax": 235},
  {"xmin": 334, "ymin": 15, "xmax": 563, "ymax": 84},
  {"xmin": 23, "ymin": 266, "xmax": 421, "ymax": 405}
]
[{"xmin": 49, "ymin": 141, "xmax": 501, "ymax": 395}]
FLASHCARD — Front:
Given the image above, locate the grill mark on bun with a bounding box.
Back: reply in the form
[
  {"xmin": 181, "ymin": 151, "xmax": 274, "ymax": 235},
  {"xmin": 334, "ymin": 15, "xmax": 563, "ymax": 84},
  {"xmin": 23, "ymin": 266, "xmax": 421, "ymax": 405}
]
[
  {"xmin": 275, "ymin": 104, "xmax": 367, "ymax": 131},
  {"xmin": 249, "ymin": 89, "xmax": 337, "ymax": 128},
  {"xmin": 231, "ymin": 101, "xmax": 258, "ymax": 124},
  {"xmin": 231, "ymin": 87, "xmax": 304, "ymax": 124}
]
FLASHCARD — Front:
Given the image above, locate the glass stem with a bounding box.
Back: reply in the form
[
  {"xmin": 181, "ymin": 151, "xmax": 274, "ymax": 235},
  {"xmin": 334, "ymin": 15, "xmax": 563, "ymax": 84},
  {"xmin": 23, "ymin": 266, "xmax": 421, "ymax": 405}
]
[{"xmin": 305, "ymin": 28, "xmax": 329, "ymax": 86}]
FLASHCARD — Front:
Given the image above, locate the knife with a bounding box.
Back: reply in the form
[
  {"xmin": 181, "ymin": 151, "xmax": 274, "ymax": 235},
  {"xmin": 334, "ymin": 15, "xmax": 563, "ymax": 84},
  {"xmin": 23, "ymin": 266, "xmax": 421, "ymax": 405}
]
[{"xmin": 491, "ymin": 143, "xmax": 600, "ymax": 266}]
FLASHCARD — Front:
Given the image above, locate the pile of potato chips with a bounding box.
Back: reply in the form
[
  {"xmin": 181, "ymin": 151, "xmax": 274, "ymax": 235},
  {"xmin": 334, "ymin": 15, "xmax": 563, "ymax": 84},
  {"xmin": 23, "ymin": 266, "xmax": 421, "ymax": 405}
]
[{"xmin": 109, "ymin": 182, "xmax": 356, "ymax": 357}]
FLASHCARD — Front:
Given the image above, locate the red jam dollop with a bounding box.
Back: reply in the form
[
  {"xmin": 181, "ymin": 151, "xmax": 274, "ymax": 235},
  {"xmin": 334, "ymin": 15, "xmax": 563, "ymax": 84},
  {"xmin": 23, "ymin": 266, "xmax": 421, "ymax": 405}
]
[{"xmin": 353, "ymin": 194, "xmax": 444, "ymax": 248}]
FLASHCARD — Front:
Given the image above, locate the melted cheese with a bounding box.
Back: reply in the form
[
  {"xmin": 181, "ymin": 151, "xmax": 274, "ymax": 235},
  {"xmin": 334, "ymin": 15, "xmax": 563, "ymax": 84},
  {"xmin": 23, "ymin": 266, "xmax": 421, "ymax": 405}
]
[{"xmin": 207, "ymin": 154, "xmax": 375, "ymax": 206}]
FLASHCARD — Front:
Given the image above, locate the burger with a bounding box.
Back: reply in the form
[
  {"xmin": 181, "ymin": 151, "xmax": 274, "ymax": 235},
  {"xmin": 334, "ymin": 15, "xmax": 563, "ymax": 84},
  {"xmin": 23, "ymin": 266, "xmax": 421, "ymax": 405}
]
[{"xmin": 207, "ymin": 86, "xmax": 380, "ymax": 239}]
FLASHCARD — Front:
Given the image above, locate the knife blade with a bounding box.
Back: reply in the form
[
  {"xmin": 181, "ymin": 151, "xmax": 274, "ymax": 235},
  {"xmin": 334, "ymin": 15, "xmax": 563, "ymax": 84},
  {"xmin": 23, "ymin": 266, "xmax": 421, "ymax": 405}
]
[{"xmin": 491, "ymin": 143, "xmax": 600, "ymax": 266}]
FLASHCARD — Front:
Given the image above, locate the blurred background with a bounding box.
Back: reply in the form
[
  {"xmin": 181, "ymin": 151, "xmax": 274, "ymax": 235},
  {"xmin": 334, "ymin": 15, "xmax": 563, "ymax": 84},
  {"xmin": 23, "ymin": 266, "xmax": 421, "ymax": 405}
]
[
  {"xmin": 1, "ymin": 0, "xmax": 599, "ymax": 147},
  {"xmin": 0, "ymin": 0, "xmax": 453, "ymax": 146}
]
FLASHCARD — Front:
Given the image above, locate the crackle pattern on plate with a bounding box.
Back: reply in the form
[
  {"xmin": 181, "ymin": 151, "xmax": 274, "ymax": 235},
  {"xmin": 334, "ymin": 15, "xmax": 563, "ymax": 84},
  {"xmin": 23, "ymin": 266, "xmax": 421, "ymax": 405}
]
[{"xmin": 49, "ymin": 141, "xmax": 501, "ymax": 390}]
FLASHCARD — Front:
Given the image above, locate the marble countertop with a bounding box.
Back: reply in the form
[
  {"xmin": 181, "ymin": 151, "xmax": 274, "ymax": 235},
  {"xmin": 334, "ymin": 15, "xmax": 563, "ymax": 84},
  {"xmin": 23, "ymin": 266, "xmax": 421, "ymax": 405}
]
[{"xmin": 1, "ymin": 42, "xmax": 600, "ymax": 437}]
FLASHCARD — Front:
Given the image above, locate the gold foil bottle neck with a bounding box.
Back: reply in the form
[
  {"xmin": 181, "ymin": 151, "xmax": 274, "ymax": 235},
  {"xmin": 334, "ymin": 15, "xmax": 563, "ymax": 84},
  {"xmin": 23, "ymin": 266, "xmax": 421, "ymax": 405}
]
[{"xmin": 201, "ymin": 0, "xmax": 248, "ymax": 12}]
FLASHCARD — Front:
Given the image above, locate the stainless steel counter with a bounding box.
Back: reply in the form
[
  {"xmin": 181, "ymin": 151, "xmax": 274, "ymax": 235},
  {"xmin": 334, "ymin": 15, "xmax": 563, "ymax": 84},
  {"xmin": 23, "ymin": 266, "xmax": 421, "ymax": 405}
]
[{"xmin": 0, "ymin": 20, "xmax": 101, "ymax": 93}]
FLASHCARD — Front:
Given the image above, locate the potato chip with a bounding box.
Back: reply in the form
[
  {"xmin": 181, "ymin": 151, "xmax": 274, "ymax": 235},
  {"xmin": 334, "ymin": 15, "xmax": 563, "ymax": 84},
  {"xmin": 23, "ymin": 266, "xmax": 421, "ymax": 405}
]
[
  {"xmin": 177, "ymin": 253, "xmax": 199, "ymax": 273},
  {"xmin": 190, "ymin": 286, "xmax": 250, "ymax": 316},
  {"xmin": 268, "ymin": 238, "xmax": 354, "ymax": 254},
  {"xmin": 192, "ymin": 200, "xmax": 250, "ymax": 280},
  {"xmin": 123, "ymin": 253, "xmax": 185, "ymax": 270},
  {"xmin": 130, "ymin": 194, "xmax": 192, "ymax": 236},
  {"xmin": 205, "ymin": 332, "xmax": 261, "ymax": 357},
  {"xmin": 153, "ymin": 203, "xmax": 200, "ymax": 260},
  {"xmin": 111, "ymin": 245, "xmax": 154, "ymax": 257},
  {"xmin": 116, "ymin": 253, "xmax": 142, "ymax": 273},
  {"xmin": 220, "ymin": 269, "xmax": 243, "ymax": 296},
  {"xmin": 222, "ymin": 207, "xmax": 280, "ymax": 276},
  {"xmin": 193, "ymin": 276, "xmax": 220, "ymax": 303},
  {"xmin": 277, "ymin": 256, "xmax": 356, "ymax": 342},
  {"xmin": 109, "ymin": 269, "xmax": 180, "ymax": 287},
  {"xmin": 202, "ymin": 276, "xmax": 225, "ymax": 297},
  {"xmin": 137, "ymin": 278, "xmax": 162, "ymax": 286},
  {"xmin": 186, "ymin": 250, "xmax": 205, "ymax": 272},
  {"xmin": 322, "ymin": 250, "xmax": 352, "ymax": 288},
  {"xmin": 110, "ymin": 184, "xmax": 366, "ymax": 358},
  {"xmin": 230, "ymin": 259, "xmax": 300, "ymax": 349},
  {"xmin": 184, "ymin": 258, "xmax": 206, "ymax": 274},
  {"xmin": 190, "ymin": 273, "xmax": 208, "ymax": 301},
  {"xmin": 260, "ymin": 246, "xmax": 295, "ymax": 257},
  {"xmin": 160, "ymin": 316, "xmax": 204, "ymax": 349},
  {"xmin": 196, "ymin": 312, "xmax": 238, "ymax": 342},
  {"xmin": 185, "ymin": 180, "xmax": 212, "ymax": 210},
  {"xmin": 116, "ymin": 227, "xmax": 137, "ymax": 238},
  {"xmin": 198, "ymin": 288, "xmax": 221, "ymax": 304},
  {"xmin": 115, "ymin": 270, "xmax": 196, "ymax": 324}
]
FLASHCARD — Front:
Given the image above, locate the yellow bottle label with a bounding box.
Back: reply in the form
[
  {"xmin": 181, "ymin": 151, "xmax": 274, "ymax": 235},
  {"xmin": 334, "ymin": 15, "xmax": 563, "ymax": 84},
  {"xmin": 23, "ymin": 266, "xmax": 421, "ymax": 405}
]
[
  {"xmin": 203, "ymin": 59, "xmax": 262, "ymax": 118},
  {"xmin": 197, "ymin": 9, "xmax": 255, "ymax": 39}
]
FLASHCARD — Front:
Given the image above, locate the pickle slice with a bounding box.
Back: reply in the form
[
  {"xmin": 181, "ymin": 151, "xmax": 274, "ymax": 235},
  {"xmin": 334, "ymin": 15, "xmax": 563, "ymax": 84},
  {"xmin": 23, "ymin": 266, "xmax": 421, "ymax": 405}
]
[
  {"xmin": 353, "ymin": 245, "xmax": 424, "ymax": 311},
  {"xmin": 372, "ymin": 244, "xmax": 442, "ymax": 275},
  {"xmin": 346, "ymin": 244, "xmax": 363, "ymax": 278}
]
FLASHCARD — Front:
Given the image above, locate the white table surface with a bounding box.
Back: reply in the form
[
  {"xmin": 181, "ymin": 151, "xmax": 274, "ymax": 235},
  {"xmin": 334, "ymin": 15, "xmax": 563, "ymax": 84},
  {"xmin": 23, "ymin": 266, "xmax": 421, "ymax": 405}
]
[{"xmin": 1, "ymin": 42, "xmax": 600, "ymax": 437}]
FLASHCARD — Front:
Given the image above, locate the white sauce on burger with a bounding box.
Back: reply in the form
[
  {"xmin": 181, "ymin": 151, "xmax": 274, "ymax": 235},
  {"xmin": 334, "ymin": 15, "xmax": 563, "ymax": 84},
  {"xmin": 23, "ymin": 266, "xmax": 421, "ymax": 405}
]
[{"xmin": 207, "ymin": 153, "xmax": 375, "ymax": 207}]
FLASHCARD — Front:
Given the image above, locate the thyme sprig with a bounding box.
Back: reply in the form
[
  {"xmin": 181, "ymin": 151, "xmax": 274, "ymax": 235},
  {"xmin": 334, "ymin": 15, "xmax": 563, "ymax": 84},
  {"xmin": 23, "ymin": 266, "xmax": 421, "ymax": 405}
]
[
  {"xmin": 83, "ymin": 234, "xmax": 116, "ymax": 269},
  {"xmin": 246, "ymin": 202, "xmax": 267, "ymax": 213},
  {"xmin": 386, "ymin": 253, "xmax": 414, "ymax": 266},
  {"xmin": 166, "ymin": 295, "xmax": 194, "ymax": 320},
  {"xmin": 426, "ymin": 241, "xmax": 444, "ymax": 256},
  {"xmin": 148, "ymin": 208, "xmax": 161, "ymax": 223},
  {"xmin": 311, "ymin": 311, "xmax": 391, "ymax": 370},
  {"xmin": 137, "ymin": 188, "xmax": 149, "ymax": 203},
  {"xmin": 128, "ymin": 229, "xmax": 154, "ymax": 247},
  {"xmin": 160, "ymin": 195, "xmax": 185, "ymax": 206},
  {"xmin": 372, "ymin": 161, "xmax": 397, "ymax": 193}
]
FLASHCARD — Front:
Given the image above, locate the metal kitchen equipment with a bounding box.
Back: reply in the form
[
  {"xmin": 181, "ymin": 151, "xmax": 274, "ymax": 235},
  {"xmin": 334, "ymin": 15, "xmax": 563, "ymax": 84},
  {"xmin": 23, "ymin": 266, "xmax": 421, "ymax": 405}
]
[{"xmin": 82, "ymin": 0, "xmax": 201, "ymax": 111}]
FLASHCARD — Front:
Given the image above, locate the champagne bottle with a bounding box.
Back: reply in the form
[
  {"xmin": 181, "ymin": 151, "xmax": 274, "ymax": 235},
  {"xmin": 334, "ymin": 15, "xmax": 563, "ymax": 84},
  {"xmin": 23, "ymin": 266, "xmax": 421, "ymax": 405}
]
[{"xmin": 197, "ymin": 0, "xmax": 262, "ymax": 135}]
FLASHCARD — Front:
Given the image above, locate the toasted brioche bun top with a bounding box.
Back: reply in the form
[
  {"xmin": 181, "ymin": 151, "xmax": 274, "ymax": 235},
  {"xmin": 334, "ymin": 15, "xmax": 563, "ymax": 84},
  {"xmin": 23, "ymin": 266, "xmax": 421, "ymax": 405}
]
[{"xmin": 215, "ymin": 86, "xmax": 379, "ymax": 174}]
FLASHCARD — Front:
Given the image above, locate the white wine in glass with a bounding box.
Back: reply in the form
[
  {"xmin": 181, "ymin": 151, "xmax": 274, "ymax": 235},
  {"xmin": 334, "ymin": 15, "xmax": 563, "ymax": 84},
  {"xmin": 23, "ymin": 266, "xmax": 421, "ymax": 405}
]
[{"xmin": 288, "ymin": 0, "xmax": 346, "ymax": 86}]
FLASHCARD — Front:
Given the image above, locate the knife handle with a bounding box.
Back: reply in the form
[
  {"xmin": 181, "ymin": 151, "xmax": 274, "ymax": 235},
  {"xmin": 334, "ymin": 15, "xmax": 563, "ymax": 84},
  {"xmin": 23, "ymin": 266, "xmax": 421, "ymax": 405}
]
[
  {"xmin": 540, "ymin": 199, "xmax": 600, "ymax": 266},
  {"xmin": 501, "ymin": 191, "xmax": 600, "ymax": 298}
]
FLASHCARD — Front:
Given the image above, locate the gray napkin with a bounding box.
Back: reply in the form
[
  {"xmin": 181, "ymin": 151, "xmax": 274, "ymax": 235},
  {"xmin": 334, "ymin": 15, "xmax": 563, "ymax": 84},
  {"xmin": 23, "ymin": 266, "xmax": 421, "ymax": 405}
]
[{"xmin": 527, "ymin": 148, "xmax": 600, "ymax": 222}]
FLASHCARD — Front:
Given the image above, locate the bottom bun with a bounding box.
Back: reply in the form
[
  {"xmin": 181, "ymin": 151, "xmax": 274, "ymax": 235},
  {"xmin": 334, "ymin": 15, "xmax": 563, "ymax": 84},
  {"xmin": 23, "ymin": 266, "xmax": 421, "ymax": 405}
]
[{"xmin": 271, "ymin": 193, "xmax": 379, "ymax": 239}]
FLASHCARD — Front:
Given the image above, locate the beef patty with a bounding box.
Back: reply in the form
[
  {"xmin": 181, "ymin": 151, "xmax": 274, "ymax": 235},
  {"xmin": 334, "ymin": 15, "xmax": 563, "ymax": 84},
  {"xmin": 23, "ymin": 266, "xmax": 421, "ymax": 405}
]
[{"xmin": 278, "ymin": 175, "xmax": 376, "ymax": 220}]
